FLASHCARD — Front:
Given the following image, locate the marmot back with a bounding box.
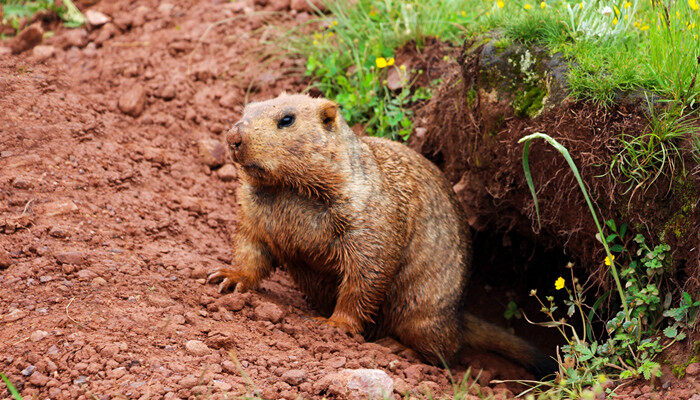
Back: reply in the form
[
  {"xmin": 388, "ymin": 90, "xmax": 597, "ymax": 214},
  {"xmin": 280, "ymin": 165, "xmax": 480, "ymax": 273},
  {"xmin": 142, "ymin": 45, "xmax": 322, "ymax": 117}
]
[{"xmin": 208, "ymin": 93, "xmax": 556, "ymax": 378}]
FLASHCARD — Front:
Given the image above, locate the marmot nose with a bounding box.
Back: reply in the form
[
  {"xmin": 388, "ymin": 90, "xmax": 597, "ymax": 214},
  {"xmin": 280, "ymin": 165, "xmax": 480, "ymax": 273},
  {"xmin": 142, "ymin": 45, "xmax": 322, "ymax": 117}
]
[{"xmin": 226, "ymin": 124, "xmax": 243, "ymax": 149}]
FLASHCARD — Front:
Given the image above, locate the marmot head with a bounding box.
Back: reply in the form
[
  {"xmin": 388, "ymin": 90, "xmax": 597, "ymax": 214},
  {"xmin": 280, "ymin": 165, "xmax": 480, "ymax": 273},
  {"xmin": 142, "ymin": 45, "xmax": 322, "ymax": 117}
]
[{"xmin": 226, "ymin": 93, "xmax": 351, "ymax": 194}]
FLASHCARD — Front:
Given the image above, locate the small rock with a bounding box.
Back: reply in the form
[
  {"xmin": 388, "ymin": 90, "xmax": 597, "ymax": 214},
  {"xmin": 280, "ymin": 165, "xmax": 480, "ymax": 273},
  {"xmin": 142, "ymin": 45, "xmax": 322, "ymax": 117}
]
[
  {"xmin": 39, "ymin": 275, "xmax": 53, "ymax": 283},
  {"xmin": 148, "ymin": 294, "xmax": 175, "ymax": 308},
  {"xmin": 28, "ymin": 372, "xmax": 49, "ymax": 387},
  {"xmin": 180, "ymin": 375, "xmax": 198, "ymax": 388},
  {"xmin": 10, "ymin": 24, "xmax": 43, "ymax": 54},
  {"xmin": 11, "ymin": 175, "xmax": 31, "ymax": 189},
  {"xmin": 212, "ymin": 379, "xmax": 232, "ymax": 392},
  {"xmin": 49, "ymin": 226, "xmax": 69, "ymax": 238},
  {"xmin": 686, "ymin": 362, "xmax": 700, "ymax": 376},
  {"xmin": 155, "ymin": 84, "xmax": 176, "ymax": 100},
  {"xmin": 91, "ymin": 277, "xmax": 107, "ymax": 286},
  {"xmin": 386, "ymin": 66, "xmax": 407, "ymax": 91},
  {"xmin": 254, "ymin": 302, "xmax": 284, "ymax": 323},
  {"xmin": 0, "ymin": 246, "xmax": 13, "ymax": 269},
  {"xmin": 219, "ymin": 92, "xmax": 238, "ymax": 109},
  {"xmin": 222, "ymin": 360, "xmax": 237, "ymax": 373},
  {"xmin": 76, "ymin": 269, "xmax": 97, "ymax": 280},
  {"xmin": 40, "ymin": 200, "xmax": 78, "ymax": 216},
  {"xmin": 32, "ymin": 45, "xmax": 56, "ymax": 62},
  {"xmin": 0, "ymin": 47, "xmax": 11, "ymax": 56},
  {"xmin": 197, "ymin": 139, "xmax": 226, "ymax": 168},
  {"xmin": 30, "ymin": 330, "xmax": 49, "ymax": 342},
  {"xmin": 55, "ymin": 251, "xmax": 88, "ymax": 265},
  {"xmin": 21, "ymin": 365, "xmax": 36, "ymax": 376},
  {"xmin": 320, "ymin": 369, "xmax": 393, "ymax": 400},
  {"xmin": 5, "ymin": 308, "xmax": 26, "ymax": 322},
  {"xmin": 414, "ymin": 127, "xmax": 427, "ymax": 139},
  {"xmin": 185, "ymin": 340, "xmax": 211, "ymax": 356},
  {"xmin": 118, "ymin": 85, "xmax": 147, "ymax": 117},
  {"xmin": 217, "ymin": 294, "xmax": 246, "ymax": 312},
  {"xmin": 107, "ymin": 367, "xmax": 127, "ymax": 379},
  {"xmin": 217, "ymin": 164, "xmax": 238, "ymax": 182},
  {"xmin": 290, "ymin": 0, "xmax": 325, "ymax": 12},
  {"xmin": 85, "ymin": 10, "xmax": 111, "ymax": 27},
  {"xmin": 281, "ymin": 369, "xmax": 307, "ymax": 386},
  {"xmin": 63, "ymin": 29, "xmax": 89, "ymax": 48}
]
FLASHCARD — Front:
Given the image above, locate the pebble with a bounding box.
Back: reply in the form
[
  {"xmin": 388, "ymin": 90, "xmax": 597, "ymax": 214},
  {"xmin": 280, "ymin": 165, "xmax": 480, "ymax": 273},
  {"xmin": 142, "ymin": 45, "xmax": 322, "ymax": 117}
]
[
  {"xmin": 180, "ymin": 375, "xmax": 198, "ymax": 388},
  {"xmin": 0, "ymin": 246, "xmax": 12, "ymax": 268},
  {"xmin": 55, "ymin": 251, "xmax": 88, "ymax": 265},
  {"xmin": 281, "ymin": 369, "xmax": 307, "ymax": 386},
  {"xmin": 40, "ymin": 200, "xmax": 78, "ymax": 216},
  {"xmin": 63, "ymin": 29, "xmax": 89, "ymax": 48},
  {"xmin": 91, "ymin": 277, "xmax": 107, "ymax": 286},
  {"xmin": 118, "ymin": 85, "xmax": 147, "ymax": 117},
  {"xmin": 316, "ymin": 369, "xmax": 393, "ymax": 399},
  {"xmin": 32, "ymin": 45, "xmax": 56, "ymax": 62},
  {"xmin": 217, "ymin": 164, "xmax": 238, "ymax": 182},
  {"xmin": 197, "ymin": 139, "xmax": 227, "ymax": 168},
  {"xmin": 217, "ymin": 293, "xmax": 246, "ymax": 312},
  {"xmin": 85, "ymin": 10, "xmax": 111, "ymax": 27},
  {"xmin": 28, "ymin": 372, "xmax": 49, "ymax": 387},
  {"xmin": 254, "ymin": 302, "xmax": 284, "ymax": 323},
  {"xmin": 155, "ymin": 84, "xmax": 177, "ymax": 100},
  {"xmin": 212, "ymin": 379, "xmax": 232, "ymax": 392},
  {"xmin": 686, "ymin": 362, "xmax": 700, "ymax": 376},
  {"xmin": 22, "ymin": 365, "xmax": 36, "ymax": 376},
  {"xmin": 185, "ymin": 340, "xmax": 211, "ymax": 356},
  {"xmin": 219, "ymin": 93, "xmax": 238, "ymax": 109},
  {"xmin": 30, "ymin": 330, "xmax": 49, "ymax": 342},
  {"xmin": 10, "ymin": 24, "xmax": 43, "ymax": 54}
]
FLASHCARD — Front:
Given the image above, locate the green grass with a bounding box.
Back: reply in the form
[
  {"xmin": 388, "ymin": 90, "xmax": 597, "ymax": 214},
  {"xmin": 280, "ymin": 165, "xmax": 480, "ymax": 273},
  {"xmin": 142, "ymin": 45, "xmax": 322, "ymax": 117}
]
[
  {"xmin": 1, "ymin": 0, "xmax": 85, "ymax": 33},
  {"xmin": 1, "ymin": 373, "xmax": 22, "ymax": 400},
  {"xmin": 285, "ymin": 0, "xmax": 483, "ymax": 139},
  {"xmin": 608, "ymin": 102, "xmax": 697, "ymax": 194}
]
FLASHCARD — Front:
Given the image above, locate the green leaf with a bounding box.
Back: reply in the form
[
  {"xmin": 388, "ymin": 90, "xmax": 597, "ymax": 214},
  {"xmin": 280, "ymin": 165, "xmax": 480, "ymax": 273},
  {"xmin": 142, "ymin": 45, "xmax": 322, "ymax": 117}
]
[
  {"xmin": 663, "ymin": 325, "xmax": 677, "ymax": 338},
  {"xmin": 610, "ymin": 244, "xmax": 625, "ymax": 253}
]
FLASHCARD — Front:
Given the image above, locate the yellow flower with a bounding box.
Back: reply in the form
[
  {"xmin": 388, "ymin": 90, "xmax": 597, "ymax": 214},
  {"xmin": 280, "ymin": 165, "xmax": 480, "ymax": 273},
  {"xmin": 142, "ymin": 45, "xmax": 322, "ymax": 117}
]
[
  {"xmin": 634, "ymin": 21, "xmax": 640, "ymax": 28},
  {"xmin": 690, "ymin": 0, "xmax": 699, "ymax": 11},
  {"xmin": 624, "ymin": 14, "xmax": 628, "ymax": 20},
  {"xmin": 604, "ymin": 254, "xmax": 615, "ymax": 266},
  {"xmin": 598, "ymin": 374, "xmax": 608, "ymax": 383},
  {"xmin": 624, "ymin": 1, "xmax": 632, "ymax": 8},
  {"xmin": 524, "ymin": 3, "xmax": 532, "ymax": 9},
  {"xmin": 313, "ymin": 40, "xmax": 319, "ymax": 45},
  {"xmin": 579, "ymin": 1, "xmax": 584, "ymax": 9},
  {"xmin": 387, "ymin": 57, "xmax": 395, "ymax": 66},
  {"xmin": 613, "ymin": 17, "xmax": 618, "ymax": 25},
  {"xmin": 376, "ymin": 57, "xmax": 388, "ymax": 68},
  {"xmin": 555, "ymin": 277, "xmax": 565, "ymax": 290},
  {"xmin": 332, "ymin": 20, "xmax": 338, "ymax": 26},
  {"xmin": 461, "ymin": 10, "xmax": 467, "ymax": 17},
  {"xmin": 688, "ymin": 22, "xmax": 696, "ymax": 29},
  {"xmin": 640, "ymin": 24, "xmax": 649, "ymax": 30},
  {"xmin": 541, "ymin": 1, "xmax": 547, "ymax": 9},
  {"xmin": 497, "ymin": 0, "xmax": 505, "ymax": 8},
  {"xmin": 399, "ymin": 64, "xmax": 406, "ymax": 71},
  {"xmin": 614, "ymin": 5, "xmax": 620, "ymax": 16}
]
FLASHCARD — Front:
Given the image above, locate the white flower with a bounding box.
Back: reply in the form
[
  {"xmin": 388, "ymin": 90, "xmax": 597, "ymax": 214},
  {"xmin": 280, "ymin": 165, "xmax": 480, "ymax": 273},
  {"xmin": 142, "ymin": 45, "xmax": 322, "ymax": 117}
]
[{"xmin": 601, "ymin": 6, "xmax": 613, "ymax": 15}]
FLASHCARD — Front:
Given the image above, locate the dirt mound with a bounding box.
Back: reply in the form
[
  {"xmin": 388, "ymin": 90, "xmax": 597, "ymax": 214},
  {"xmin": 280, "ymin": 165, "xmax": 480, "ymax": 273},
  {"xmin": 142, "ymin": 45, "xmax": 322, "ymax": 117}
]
[{"xmin": 409, "ymin": 39, "xmax": 699, "ymax": 294}]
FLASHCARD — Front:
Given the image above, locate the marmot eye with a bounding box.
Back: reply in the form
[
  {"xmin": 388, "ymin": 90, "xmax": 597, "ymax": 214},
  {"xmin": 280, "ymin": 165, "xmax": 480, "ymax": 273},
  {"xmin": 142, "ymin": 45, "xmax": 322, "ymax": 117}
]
[{"xmin": 277, "ymin": 114, "xmax": 295, "ymax": 129}]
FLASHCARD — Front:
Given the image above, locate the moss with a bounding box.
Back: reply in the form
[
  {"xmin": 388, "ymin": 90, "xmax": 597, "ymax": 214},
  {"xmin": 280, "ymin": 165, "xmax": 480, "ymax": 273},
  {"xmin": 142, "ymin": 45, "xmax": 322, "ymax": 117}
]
[
  {"xmin": 466, "ymin": 87, "xmax": 477, "ymax": 107},
  {"xmin": 513, "ymin": 84, "xmax": 547, "ymax": 118},
  {"xmin": 661, "ymin": 173, "xmax": 698, "ymax": 239}
]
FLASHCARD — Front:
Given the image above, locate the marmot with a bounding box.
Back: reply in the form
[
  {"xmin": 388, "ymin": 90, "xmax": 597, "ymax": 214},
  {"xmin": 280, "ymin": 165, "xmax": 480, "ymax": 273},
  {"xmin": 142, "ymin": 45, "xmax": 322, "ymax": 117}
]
[{"xmin": 208, "ymin": 93, "xmax": 556, "ymax": 377}]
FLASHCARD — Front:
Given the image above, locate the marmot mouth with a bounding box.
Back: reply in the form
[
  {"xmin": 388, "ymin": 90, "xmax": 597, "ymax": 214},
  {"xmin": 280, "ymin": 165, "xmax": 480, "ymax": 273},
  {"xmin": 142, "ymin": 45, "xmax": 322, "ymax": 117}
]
[{"xmin": 241, "ymin": 163, "xmax": 266, "ymax": 178}]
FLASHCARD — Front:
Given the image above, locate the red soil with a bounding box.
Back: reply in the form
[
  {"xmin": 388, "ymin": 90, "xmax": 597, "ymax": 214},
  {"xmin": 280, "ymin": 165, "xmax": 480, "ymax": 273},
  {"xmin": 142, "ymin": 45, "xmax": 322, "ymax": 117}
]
[{"xmin": 0, "ymin": 1, "xmax": 697, "ymax": 399}]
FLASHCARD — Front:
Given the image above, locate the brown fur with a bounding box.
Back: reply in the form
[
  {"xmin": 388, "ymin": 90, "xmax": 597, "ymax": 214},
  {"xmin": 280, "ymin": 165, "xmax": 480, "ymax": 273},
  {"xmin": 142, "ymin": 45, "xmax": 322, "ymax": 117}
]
[{"xmin": 208, "ymin": 93, "xmax": 555, "ymax": 376}]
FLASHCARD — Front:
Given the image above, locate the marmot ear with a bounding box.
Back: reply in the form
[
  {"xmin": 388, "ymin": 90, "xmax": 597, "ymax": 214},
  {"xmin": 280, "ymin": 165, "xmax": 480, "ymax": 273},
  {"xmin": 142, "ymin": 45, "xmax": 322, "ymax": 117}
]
[{"xmin": 319, "ymin": 100, "xmax": 338, "ymax": 131}]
